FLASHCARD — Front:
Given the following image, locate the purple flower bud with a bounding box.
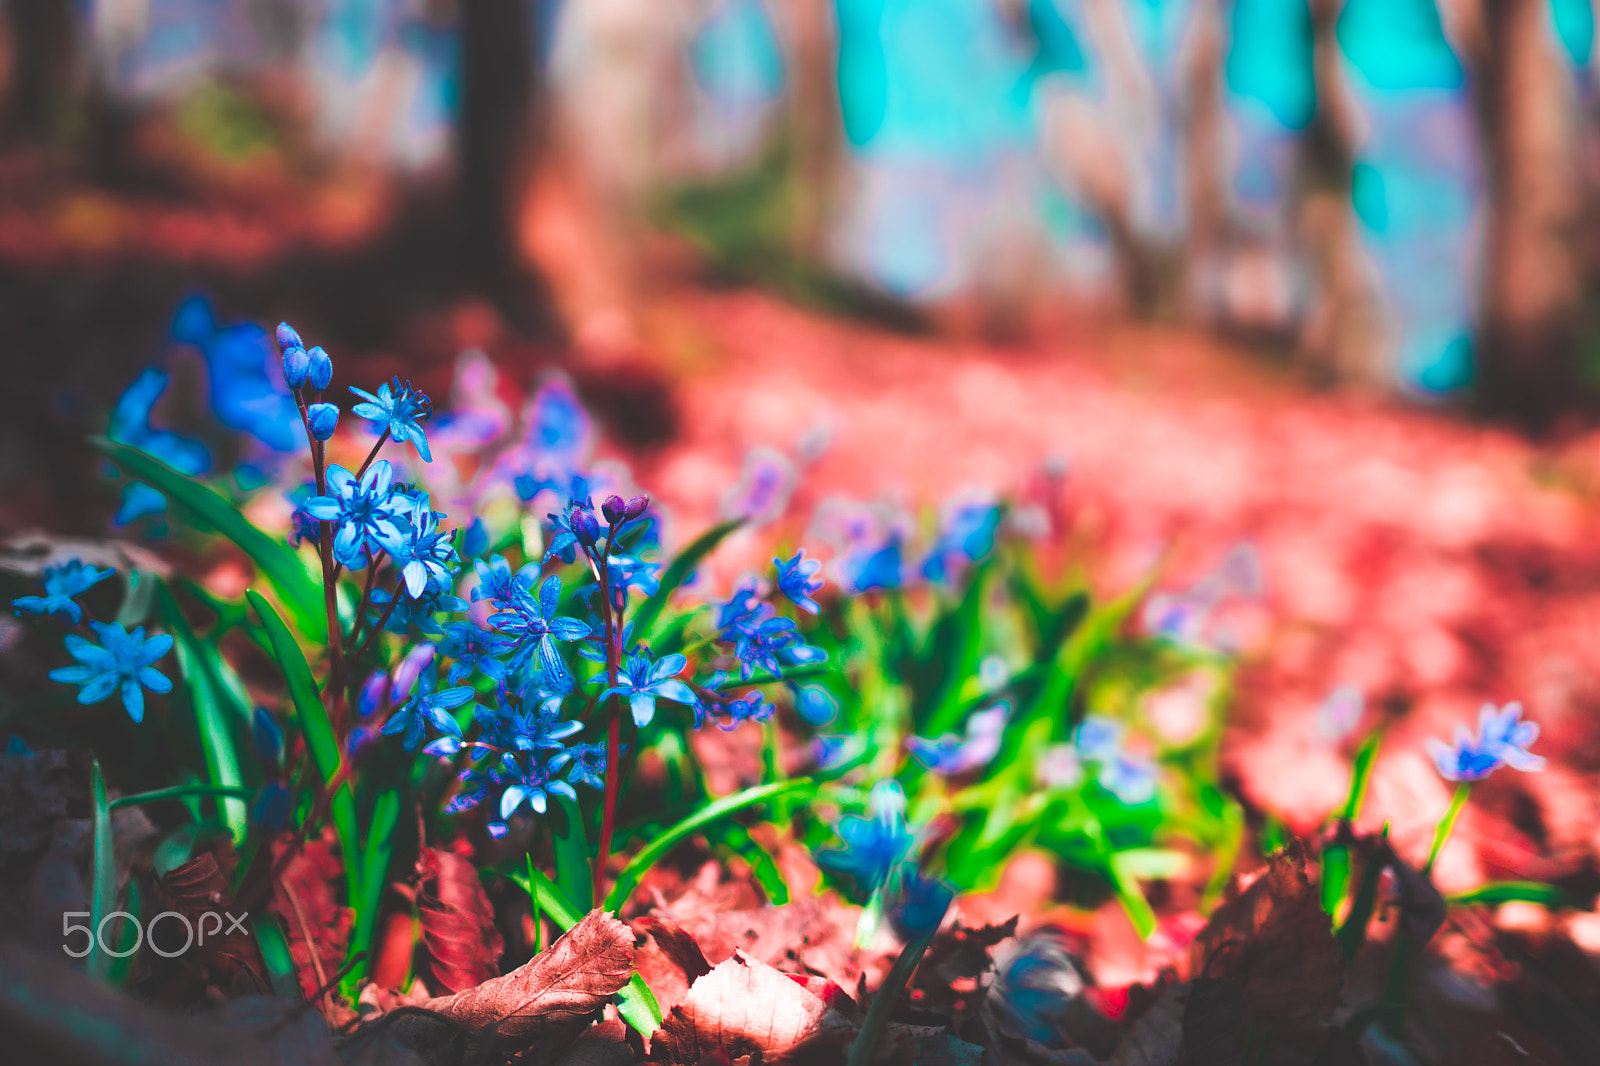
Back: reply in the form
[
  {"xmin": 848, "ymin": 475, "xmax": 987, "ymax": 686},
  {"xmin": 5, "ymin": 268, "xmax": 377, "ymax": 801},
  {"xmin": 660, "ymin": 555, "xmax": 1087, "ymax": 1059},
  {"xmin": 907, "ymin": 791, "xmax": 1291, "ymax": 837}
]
[
  {"xmin": 625, "ymin": 494, "xmax": 650, "ymax": 521},
  {"xmin": 572, "ymin": 507, "xmax": 600, "ymax": 546},
  {"xmin": 276, "ymin": 322, "xmax": 303, "ymax": 351},
  {"xmin": 602, "ymin": 494, "xmax": 627, "ymax": 525},
  {"xmin": 283, "ymin": 346, "xmax": 311, "ymax": 389},
  {"xmin": 307, "ymin": 402, "xmax": 340, "ymax": 441},
  {"xmin": 358, "ymin": 670, "xmax": 387, "ymax": 717},
  {"xmin": 307, "ymin": 345, "xmax": 333, "ymax": 391},
  {"xmin": 251, "ymin": 707, "xmax": 284, "ymax": 765}
]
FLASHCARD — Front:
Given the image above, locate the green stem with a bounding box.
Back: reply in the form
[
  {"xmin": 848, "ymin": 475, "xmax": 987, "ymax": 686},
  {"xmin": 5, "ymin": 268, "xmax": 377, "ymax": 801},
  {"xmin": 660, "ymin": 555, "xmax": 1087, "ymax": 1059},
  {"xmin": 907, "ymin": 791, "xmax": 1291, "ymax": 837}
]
[
  {"xmin": 110, "ymin": 784, "xmax": 256, "ymax": 810},
  {"xmin": 1425, "ymin": 783, "xmax": 1471, "ymax": 875},
  {"xmin": 847, "ymin": 931, "xmax": 935, "ymax": 1066}
]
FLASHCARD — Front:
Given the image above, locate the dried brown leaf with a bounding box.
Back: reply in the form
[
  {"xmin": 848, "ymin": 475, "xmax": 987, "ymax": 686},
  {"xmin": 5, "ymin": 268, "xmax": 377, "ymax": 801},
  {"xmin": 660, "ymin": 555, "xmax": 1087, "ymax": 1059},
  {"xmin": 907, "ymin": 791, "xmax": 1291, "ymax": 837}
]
[
  {"xmin": 399, "ymin": 908, "xmax": 634, "ymax": 1050},
  {"xmin": 158, "ymin": 852, "xmax": 268, "ymax": 995},
  {"xmin": 268, "ymin": 826, "xmax": 353, "ymax": 1000},
  {"xmin": 416, "ymin": 847, "xmax": 504, "ymax": 992},
  {"xmin": 634, "ymin": 915, "xmax": 715, "ymax": 1017},
  {"xmin": 649, "ymin": 950, "xmax": 858, "ymax": 1065}
]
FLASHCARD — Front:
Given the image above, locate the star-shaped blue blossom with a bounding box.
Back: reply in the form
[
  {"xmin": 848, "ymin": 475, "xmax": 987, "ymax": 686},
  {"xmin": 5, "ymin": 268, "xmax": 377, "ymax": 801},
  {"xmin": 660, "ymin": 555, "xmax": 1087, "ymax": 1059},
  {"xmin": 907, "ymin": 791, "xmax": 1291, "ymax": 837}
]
[
  {"xmin": 564, "ymin": 742, "xmax": 609, "ymax": 790},
  {"xmin": 350, "ymin": 378, "xmax": 433, "ymax": 462},
  {"xmin": 439, "ymin": 621, "xmax": 512, "ymax": 684},
  {"xmin": 544, "ymin": 497, "xmax": 598, "ymax": 564},
  {"xmin": 48, "ymin": 622, "xmax": 173, "ymax": 722},
  {"xmin": 775, "ymin": 549, "xmax": 825, "ymax": 614},
  {"xmin": 595, "ymin": 647, "xmax": 696, "ymax": 727},
  {"xmin": 388, "ymin": 493, "xmax": 459, "ymax": 598},
  {"xmin": 1428, "ymin": 702, "xmax": 1545, "ymax": 782},
  {"xmin": 302, "ymin": 461, "xmax": 406, "ymax": 569},
  {"xmin": 498, "ymin": 756, "xmax": 578, "ymax": 818},
  {"xmin": 369, "ymin": 580, "xmax": 467, "ymax": 636},
  {"xmin": 13, "ymin": 560, "xmax": 115, "ymax": 623},
  {"xmin": 472, "ymin": 554, "xmax": 539, "ymax": 607},
  {"xmin": 380, "ymin": 665, "xmax": 474, "ymax": 752},
  {"xmin": 731, "ymin": 616, "xmax": 801, "ymax": 681},
  {"xmin": 489, "ymin": 574, "xmax": 590, "ymax": 684},
  {"xmin": 817, "ymin": 780, "xmax": 914, "ymax": 893},
  {"xmin": 716, "ymin": 579, "xmax": 768, "ymax": 640}
]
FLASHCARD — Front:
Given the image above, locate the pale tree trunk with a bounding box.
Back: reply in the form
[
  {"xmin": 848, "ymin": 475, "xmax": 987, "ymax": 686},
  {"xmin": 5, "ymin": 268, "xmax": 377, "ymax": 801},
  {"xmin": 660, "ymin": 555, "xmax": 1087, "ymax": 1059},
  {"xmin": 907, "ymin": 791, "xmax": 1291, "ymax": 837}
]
[
  {"xmin": 772, "ymin": 0, "xmax": 840, "ymax": 261},
  {"xmin": 1181, "ymin": 0, "xmax": 1226, "ymax": 303}
]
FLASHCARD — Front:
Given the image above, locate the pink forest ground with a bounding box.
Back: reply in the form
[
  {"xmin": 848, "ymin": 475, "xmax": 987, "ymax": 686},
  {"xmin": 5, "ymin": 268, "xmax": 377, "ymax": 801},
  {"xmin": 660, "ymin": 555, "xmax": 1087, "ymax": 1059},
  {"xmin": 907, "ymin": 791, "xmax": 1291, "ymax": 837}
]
[{"xmin": 590, "ymin": 289, "xmax": 1600, "ymax": 933}]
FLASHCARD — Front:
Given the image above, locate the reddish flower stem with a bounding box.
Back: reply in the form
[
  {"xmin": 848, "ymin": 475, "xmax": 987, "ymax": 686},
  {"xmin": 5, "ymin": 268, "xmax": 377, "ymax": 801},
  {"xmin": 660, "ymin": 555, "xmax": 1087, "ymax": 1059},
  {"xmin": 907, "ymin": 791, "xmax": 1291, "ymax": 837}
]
[{"xmin": 594, "ymin": 534, "xmax": 623, "ymax": 903}]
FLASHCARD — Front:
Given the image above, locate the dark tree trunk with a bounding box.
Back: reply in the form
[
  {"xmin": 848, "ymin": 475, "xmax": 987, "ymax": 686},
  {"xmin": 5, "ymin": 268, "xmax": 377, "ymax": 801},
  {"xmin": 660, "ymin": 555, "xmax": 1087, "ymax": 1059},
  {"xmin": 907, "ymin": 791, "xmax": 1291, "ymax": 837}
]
[{"xmin": 4, "ymin": 0, "xmax": 82, "ymax": 140}]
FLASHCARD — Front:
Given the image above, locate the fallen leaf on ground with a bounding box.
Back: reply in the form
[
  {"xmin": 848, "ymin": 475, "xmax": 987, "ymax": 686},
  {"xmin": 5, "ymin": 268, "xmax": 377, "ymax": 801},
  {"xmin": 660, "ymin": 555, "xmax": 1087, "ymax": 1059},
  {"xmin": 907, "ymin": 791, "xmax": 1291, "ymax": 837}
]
[
  {"xmin": 268, "ymin": 825, "xmax": 353, "ymax": 1001},
  {"xmin": 417, "ymin": 846, "xmax": 504, "ymax": 992},
  {"xmin": 158, "ymin": 851, "xmax": 267, "ymax": 995}
]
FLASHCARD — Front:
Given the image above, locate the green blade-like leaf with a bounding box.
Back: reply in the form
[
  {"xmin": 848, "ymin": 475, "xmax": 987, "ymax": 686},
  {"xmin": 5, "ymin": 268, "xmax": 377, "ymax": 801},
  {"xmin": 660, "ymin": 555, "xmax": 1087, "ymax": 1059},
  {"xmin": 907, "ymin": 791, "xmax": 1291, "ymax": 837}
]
[
  {"xmin": 93, "ymin": 437, "xmax": 326, "ymax": 643},
  {"xmin": 1446, "ymin": 881, "xmax": 1574, "ymax": 909},
  {"xmin": 109, "ymin": 784, "xmax": 255, "ymax": 811},
  {"xmin": 89, "ymin": 757, "xmax": 115, "ymax": 981},
  {"xmin": 631, "ymin": 518, "xmax": 745, "ymax": 641},
  {"xmin": 1341, "ymin": 732, "xmax": 1382, "ymax": 823},
  {"xmin": 158, "ymin": 581, "xmax": 249, "ymax": 844},
  {"xmin": 513, "ymin": 867, "xmax": 662, "ymax": 1036},
  {"xmin": 252, "ymin": 913, "xmax": 302, "ymax": 999},
  {"xmin": 716, "ymin": 822, "xmax": 789, "ymax": 904},
  {"xmin": 603, "ymin": 778, "xmax": 815, "ymax": 914},
  {"xmin": 921, "ymin": 562, "xmax": 992, "ymax": 736},
  {"xmin": 550, "ymin": 793, "xmax": 593, "ymax": 911},
  {"xmin": 344, "ymin": 789, "xmax": 401, "ymax": 994},
  {"xmin": 248, "ymin": 589, "xmax": 361, "ymax": 903}
]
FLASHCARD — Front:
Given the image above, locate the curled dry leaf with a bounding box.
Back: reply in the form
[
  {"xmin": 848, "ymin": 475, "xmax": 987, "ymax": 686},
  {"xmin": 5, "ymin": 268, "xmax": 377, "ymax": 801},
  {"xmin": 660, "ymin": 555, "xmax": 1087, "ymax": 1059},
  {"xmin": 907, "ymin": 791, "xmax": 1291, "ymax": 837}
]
[
  {"xmin": 633, "ymin": 915, "xmax": 714, "ymax": 1016},
  {"xmin": 668, "ymin": 897, "xmax": 863, "ymax": 992},
  {"xmin": 268, "ymin": 825, "xmax": 353, "ymax": 1000},
  {"xmin": 391, "ymin": 908, "xmax": 634, "ymax": 1052},
  {"xmin": 158, "ymin": 851, "xmax": 267, "ymax": 995},
  {"xmin": 649, "ymin": 950, "xmax": 857, "ymax": 1065},
  {"xmin": 417, "ymin": 847, "xmax": 504, "ymax": 992}
]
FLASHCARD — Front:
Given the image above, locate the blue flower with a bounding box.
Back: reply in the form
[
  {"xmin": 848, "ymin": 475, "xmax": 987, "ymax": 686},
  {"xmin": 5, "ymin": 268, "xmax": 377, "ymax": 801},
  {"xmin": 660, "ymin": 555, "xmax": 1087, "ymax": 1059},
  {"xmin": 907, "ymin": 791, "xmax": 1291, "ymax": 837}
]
[
  {"xmin": 461, "ymin": 518, "xmax": 490, "ymax": 558},
  {"xmin": 775, "ymin": 549, "xmax": 825, "ymax": 614},
  {"xmin": 369, "ymin": 580, "xmax": 467, "ymax": 637},
  {"xmin": 840, "ymin": 535, "xmax": 903, "ymax": 593},
  {"xmin": 251, "ymin": 784, "xmax": 291, "ymax": 833},
  {"xmin": 817, "ymin": 781, "xmax": 913, "ymax": 893},
  {"xmin": 544, "ymin": 497, "xmax": 598, "ymax": 564},
  {"xmin": 606, "ymin": 555, "xmax": 660, "ymax": 600},
  {"xmin": 439, "ymin": 621, "xmax": 512, "ymax": 684},
  {"xmin": 732, "ymin": 616, "xmax": 801, "ymax": 681},
  {"xmin": 48, "ymin": 622, "xmax": 173, "ymax": 722},
  {"xmin": 908, "ymin": 703, "xmax": 1007, "ymax": 774},
  {"xmin": 498, "ymin": 757, "xmax": 578, "ymax": 818},
  {"xmin": 1073, "ymin": 716, "xmax": 1123, "ymax": 760},
  {"xmin": 1428, "ymin": 702, "xmax": 1545, "ymax": 782},
  {"xmin": 489, "ymin": 574, "xmax": 591, "ymax": 683},
  {"xmin": 791, "ymin": 682, "xmax": 838, "ymax": 726},
  {"xmin": 716, "ymin": 579, "xmax": 768, "ymax": 640},
  {"xmin": 388, "ymin": 493, "xmax": 460, "ymax": 598},
  {"xmin": 350, "ymin": 378, "xmax": 434, "ymax": 461},
  {"xmin": 302, "ymin": 461, "xmax": 406, "ymax": 569},
  {"xmin": 921, "ymin": 501, "xmax": 1000, "ymax": 583},
  {"xmin": 1098, "ymin": 753, "xmax": 1157, "ymax": 805},
  {"xmin": 252, "ymin": 707, "xmax": 285, "ymax": 765},
  {"xmin": 13, "ymin": 560, "xmax": 114, "ymax": 623},
  {"xmin": 596, "ymin": 647, "xmax": 696, "ymax": 727},
  {"xmin": 884, "ymin": 862, "xmax": 955, "ymax": 941},
  {"xmin": 564, "ymin": 742, "xmax": 608, "ymax": 790},
  {"xmin": 472, "ymin": 554, "xmax": 539, "ymax": 607},
  {"xmin": 380, "ymin": 665, "xmax": 474, "ymax": 752},
  {"xmin": 695, "ymin": 672, "xmax": 773, "ymax": 730}
]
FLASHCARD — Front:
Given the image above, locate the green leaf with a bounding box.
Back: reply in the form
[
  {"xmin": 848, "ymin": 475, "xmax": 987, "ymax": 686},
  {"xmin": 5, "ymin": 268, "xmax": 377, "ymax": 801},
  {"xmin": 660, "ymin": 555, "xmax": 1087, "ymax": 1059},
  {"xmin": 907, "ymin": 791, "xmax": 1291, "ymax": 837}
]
[
  {"xmin": 252, "ymin": 914, "xmax": 302, "ymax": 999},
  {"xmin": 92, "ymin": 437, "xmax": 326, "ymax": 643},
  {"xmin": 512, "ymin": 866, "xmax": 662, "ymax": 1036},
  {"xmin": 1336, "ymin": 828, "xmax": 1389, "ymax": 962},
  {"xmin": 109, "ymin": 784, "xmax": 255, "ymax": 811},
  {"xmin": 1107, "ymin": 851, "xmax": 1158, "ymax": 939},
  {"xmin": 1321, "ymin": 845, "xmax": 1351, "ymax": 917},
  {"xmin": 717, "ymin": 822, "xmax": 789, "ymax": 904},
  {"xmin": 550, "ymin": 793, "xmax": 594, "ymax": 911},
  {"xmin": 1446, "ymin": 881, "xmax": 1574, "ymax": 909},
  {"xmin": 344, "ymin": 789, "xmax": 401, "ymax": 994},
  {"xmin": 158, "ymin": 581, "xmax": 249, "ymax": 844},
  {"xmin": 631, "ymin": 518, "xmax": 745, "ymax": 641},
  {"xmin": 89, "ymin": 757, "xmax": 115, "ymax": 981},
  {"xmin": 248, "ymin": 589, "xmax": 361, "ymax": 904},
  {"xmin": 1341, "ymin": 732, "xmax": 1381, "ymax": 823},
  {"xmin": 603, "ymin": 778, "xmax": 815, "ymax": 914},
  {"xmin": 921, "ymin": 564, "xmax": 991, "ymax": 736}
]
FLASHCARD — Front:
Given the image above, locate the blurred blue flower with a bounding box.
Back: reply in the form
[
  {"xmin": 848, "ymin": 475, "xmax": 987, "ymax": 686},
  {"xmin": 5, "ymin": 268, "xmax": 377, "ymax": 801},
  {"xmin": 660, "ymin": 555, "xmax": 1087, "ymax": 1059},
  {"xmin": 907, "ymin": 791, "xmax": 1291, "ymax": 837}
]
[
  {"xmin": 791, "ymin": 682, "xmax": 838, "ymax": 726},
  {"xmin": 461, "ymin": 518, "xmax": 490, "ymax": 558},
  {"xmin": 251, "ymin": 783, "xmax": 291, "ymax": 833},
  {"xmin": 171, "ymin": 297, "xmax": 303, "ymax": 452},
  {"xmin": 1072, "ymin": 716, "xmax": 1122, "ymax": 760},
  {"xmin": 109, "ymin": 367, "xmax": 210, "ymax": 525},
  {"xmin": 251, "ymin": 707, "xmax": 284, "ymax": 765},
  {"xmin": 921, "ymin": 500, "xmax": 1001, "ymax": 583},
  {"xmin": 775, "ymin": 549, "xmax": 825, "ymax": 614},
  {"xmin": 721, "ymin": 447, "xmax": 795, "ymax": 526},
  {"xmin": 369, "ymin": 581, "xmax": 467, "ymax": 637},
  {"xmin": 908, "ymin": 703, "xmax": 1007, "ymax": 774},
  {"xmin": 1318, "ymin": 685, "xmax": 1364, "ymax": 740},
  {"xmin": 350, "ymin": 378, "xmax": 433, "ymax": 462},
  {"xmin": 48, "ymin": 622, "xmax": 173, "ymax": 722},
  {"xmin": 13, "ymin": 560, "xmax": 114, "ymax": 623},
  {"xmin": 817, "ymin": 780, "xmax": 913, "ymax": 893},
  {"xmin": 732, "ymin": 616, "xmax": 801, "ymax": 680},
  {"xmin": 840, "ymin": 535, "xmax": 903, "ymax": 593},
  {"xmin": 1099, "ymin": 753, "xmax": 1157, "ymax": 805},
  {"xmin": 884, "ymin": 861, "xmax": 955, "ymax": 941},
  {"xmin": 716, "ymin": 578, "xmax": 767, "ymax": 640},
  {"xmin": 596, "ymin": 647, "xmax": 696, "ymax": 727},
  {"xmin": 1428, "ymin": 702, "xmax": 1544, "ymax": 782}
]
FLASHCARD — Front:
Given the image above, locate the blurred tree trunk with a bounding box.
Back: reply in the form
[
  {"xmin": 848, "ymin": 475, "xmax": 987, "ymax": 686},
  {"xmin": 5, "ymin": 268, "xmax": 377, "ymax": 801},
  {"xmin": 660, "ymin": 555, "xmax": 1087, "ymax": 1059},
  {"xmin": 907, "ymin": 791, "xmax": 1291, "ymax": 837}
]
[
  {"xmin": 3, "ymin": 0, "xmax": 81, "ymax": 140},
  {"xmin": 456, "ymin": 0, "xmax": 540, "ymax": 296},
  {"xmin": 1181, "ymin": 0, "xmax": 1225, "ymax": 301},
  {"xmin": 772, "ymin": 0, "xmax": 840, "ymax": 260},
  {"xmin": 1459, "ymin": 0, "xmax": 1582, "ymax": 428}
]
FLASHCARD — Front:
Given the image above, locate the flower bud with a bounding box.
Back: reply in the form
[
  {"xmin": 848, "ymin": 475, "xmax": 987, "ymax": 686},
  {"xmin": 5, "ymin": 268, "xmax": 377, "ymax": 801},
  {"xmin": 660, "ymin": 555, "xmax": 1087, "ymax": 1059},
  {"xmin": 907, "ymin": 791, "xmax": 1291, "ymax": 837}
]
[
  {"xmin": 885, "ymin": 862, "xmax": 954, "ymax": 941},
  {"xmin": 624, "ymin": 494, "xmax": 650, "ymax": 521},
  {"xmin": 601, "ymin": 494, "xmax": 627, "ymax": 525},
  {"xmin": 251, "ymin": 783, "xmax": 291, "ymax": 833},
  {"xmin": 307, "ymin": 402, "xmax": 340, "ymax": 441},
  {"xmin": 307, "ymin": 345, "xmax": 333, "ymax": 391},
  {"xmin": 276, "ymin": 322, "xmax": 303, "ymax": 351},
  {"xmin": 572, "ymin": 507, "xmax": 601, "ymax": 547},
  {"xmin": 251, "ymin": 707, "xmax": 284, "ymax": 765},
  {"xmin": 283, "ymin": 346, "xmax": 311, "ymax": 389}
]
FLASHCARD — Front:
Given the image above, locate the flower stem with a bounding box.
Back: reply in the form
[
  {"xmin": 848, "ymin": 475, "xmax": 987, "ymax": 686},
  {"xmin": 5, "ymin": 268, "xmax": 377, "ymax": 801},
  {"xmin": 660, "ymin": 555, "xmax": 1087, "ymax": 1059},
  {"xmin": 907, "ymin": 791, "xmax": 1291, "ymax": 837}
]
[
  {"xmin": 1424, "ymin": 783, "xmax": 1471, "ymax": 875},
  {"xmin": 595, "ymin": 535, "xmax": 623, "ymax": 903},
  {"xmin": 355, "ymin": 428, "xmax": 391, "ymax": 479},
  {"xmin": 846, "ymin": 930, "xmax": 935, "ymax": 1066}
]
